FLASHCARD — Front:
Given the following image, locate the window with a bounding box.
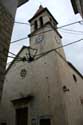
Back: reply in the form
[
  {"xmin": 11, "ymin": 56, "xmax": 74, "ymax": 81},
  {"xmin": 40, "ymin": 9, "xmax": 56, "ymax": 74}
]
[
  {"xmin": 73, "ymin": 74, "xmax": 77, "ymax": 82},
  {"xmin": 34, "ymin": 20, "xmax": 38, "ymax": 30},
  {"xmin": 40, "ymin": 118, "xmax": 51, "ymax": 125},
  {"xmin": 39, "ymin": 17, "xmax": 43, "ymax": 27}
]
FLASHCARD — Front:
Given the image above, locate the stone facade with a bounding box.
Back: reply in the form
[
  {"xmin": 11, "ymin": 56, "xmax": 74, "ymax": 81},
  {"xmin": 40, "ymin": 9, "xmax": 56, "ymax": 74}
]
[
  {"xmin": 0, "ymin": 2, "xmax": 14, "ymax": 99},
  {"xmin": 0, "ymin": 6, "xmax": 83, "ymax": 125}
]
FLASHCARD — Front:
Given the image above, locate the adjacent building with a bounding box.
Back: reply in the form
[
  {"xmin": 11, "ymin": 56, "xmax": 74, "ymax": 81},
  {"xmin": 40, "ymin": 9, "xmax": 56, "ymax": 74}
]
[
  {"xmin": 71, "ymin": 0, "xmax": 83, "ymax": 18},
  {"xmin": 0, "ymin": 5, "xmax": 83, "ymax": 125},
  {"xmin": 0, "ymin": 0, "xmax": 29, "ymax": 100}
]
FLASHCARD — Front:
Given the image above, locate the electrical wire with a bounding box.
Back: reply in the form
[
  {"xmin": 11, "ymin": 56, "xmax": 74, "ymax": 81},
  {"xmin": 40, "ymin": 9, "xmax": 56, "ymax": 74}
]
[
  {"xmin": 15, "ymin": 21, "xmax": 29, "ymax": 25},
  {"xmin": 14, "ymin": 19, "xmax": 83, "ymax": 28},
  {"xmin": 9, "ymin": 38, "xmax": 83, "ymax": 62},
  {"xmin": 8, "ymin": 51, "xmax": 17, "ymax": 56},
  {"xmin": 10, "ymin": 29, "xmax": 83, "ymax": 45},
  {"xmin": 10, "ymin": 30, "xmax": 53, "ymax": 45},
  {"xmin": 8, "ymin": 55, "xmax": 21, "ymax": 59},
  {"xmin": 58, "ymin": 20, "xmax": 83, "ymax": 29},
  {"xmin": 11, "ymin": 37, "xmax": 28, "ymax": 44},
  {"xmin": 7, "ymin": 26, "xmax": 83, "ymax": 63},
  {"xmin": 10, "ymin": 20, "xmax": 83, "ymax": 45},
  {"xmin": 61, "ymin": 28, "xmax": 83, "ymax": 34},
  {"xmin": 59, "ymin": 28, "xmax": 83, "ymax": 34},
  {"xmin": 35, "ymin": 38, "xmax": 83, "ymax": 57},
  {"xmin": 7, "ymin": 19, "xmax": 83, "ymax": 64},
  {"xmin": 59, "ymin": 30, "xmax": 83, "ymax": 36},
  {"xmin": 8, "ymin": 55, "xmax": 17, "ymax": 59}
]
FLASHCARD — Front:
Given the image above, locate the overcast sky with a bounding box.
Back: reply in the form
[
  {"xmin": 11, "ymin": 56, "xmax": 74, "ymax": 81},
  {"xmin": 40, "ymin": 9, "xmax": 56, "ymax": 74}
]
[{"xmin": 8, "ymin": 0, "xmax": 83, "ymax": 74}]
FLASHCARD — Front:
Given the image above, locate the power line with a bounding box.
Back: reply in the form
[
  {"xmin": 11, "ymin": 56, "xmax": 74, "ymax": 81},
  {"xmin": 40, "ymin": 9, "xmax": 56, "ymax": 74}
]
[
  {"xmin": 60, "ymin": 28, "xmax": 83, "ymax": 34},
  {"xmin": 57, "ymin": 20, "xmax": 83, "ymax": 29},
  {"xmin": 6, "ymin": 38, "xmax": 83, "ymax": 69},
  {"xmin": 10, "ymin": 29, "xmax": 53, "ymax": 45},
  {"xmin": 32, "ymin": 38, "xmax": 83, "ymax": 64},
  {"xmin": 8, "ymin": 55, "xmax": 17, "ymax": 59},
  {"xmin": 60, "ymin": 30, "xmax": 83, "ymax": 36},
  {"xmin": 26, "ymin": 20, "xmax": 83, "ymax": 37},
  {"xmin": 8, "ymin": 51, "xmax": 17, "ymax": 56},
  {"xmin": 9, "ymin": 37, "xmax": 83, "ymax": 61},
  {"xmin": 9, "ymin": 30, "xmax": 76, "ymax": 45},
  {"xmin": 11, "ymin": 20, "xmax": 83, "ymax": 45},
  {"xmin": 15, "ymin": 21, "xmax": 29, "ymax": 25},
  {"xmin": 11, "ymin": 37, "xmax": 28, "ymax": 44},
  {"xmin": 36, "ymin": 38, "xmax": 83, "ymax": 57},
  {"xmin": 14, "ymin": 19, "xmax": 83, "ymax": 29}
]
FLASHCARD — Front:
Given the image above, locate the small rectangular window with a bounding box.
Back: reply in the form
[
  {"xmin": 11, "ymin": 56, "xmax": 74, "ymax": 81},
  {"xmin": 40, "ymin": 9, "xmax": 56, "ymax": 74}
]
[
  {"xmin": 39, "ymin": 17, "xmax": 43, "ymax": 27},
  {"xmin": 34, "ymin": 20, "xmax": 38, "ymax": 30}
]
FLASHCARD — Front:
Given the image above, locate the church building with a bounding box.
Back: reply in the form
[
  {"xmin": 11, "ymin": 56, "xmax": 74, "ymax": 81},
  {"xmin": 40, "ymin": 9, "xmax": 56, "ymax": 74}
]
[{"xmin": 0, "ymin": 5, "xmax": 83, "ymax": 125}]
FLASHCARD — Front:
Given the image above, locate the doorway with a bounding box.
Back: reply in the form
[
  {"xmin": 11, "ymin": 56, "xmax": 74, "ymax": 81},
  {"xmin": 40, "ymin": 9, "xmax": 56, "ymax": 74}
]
[{"xmin": 16, "ymin": 107, "xmax": 28, "ymax": 125}]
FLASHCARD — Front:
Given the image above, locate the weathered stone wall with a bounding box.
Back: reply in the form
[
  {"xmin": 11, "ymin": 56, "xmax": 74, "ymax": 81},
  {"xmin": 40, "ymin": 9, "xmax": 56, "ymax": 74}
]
[{"xmin": 0, "ymin": 2, "xmax": 14, "ymax": 99}]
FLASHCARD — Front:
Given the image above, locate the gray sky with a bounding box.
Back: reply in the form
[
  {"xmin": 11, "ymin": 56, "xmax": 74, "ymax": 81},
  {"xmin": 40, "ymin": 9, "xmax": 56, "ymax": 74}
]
[{"xmin": 9, "ymin": 0, "xmax": 83, "ymax": 74}]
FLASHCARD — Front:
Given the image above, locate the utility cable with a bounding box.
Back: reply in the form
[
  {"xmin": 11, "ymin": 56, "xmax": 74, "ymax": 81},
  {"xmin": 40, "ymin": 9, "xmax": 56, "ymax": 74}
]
[
  {"xmin": 36, "ymin": 38, "xmax": 83, "ymax": 57},
  {"xmin": 58, "ymin": 20, "xmax": 83, "ymax": 29},
  {"xmin": 59, "ymin": 28, "xmax": 83, "ymax": 34},
  {"xmin": 8, "ymin": 51, "xmax": 17, "ymax": 57},
  {"xmin": 14, "ymin": 19, "xmax": 83, "ymax": 28},
  {"xmin": 15, "ymin": 21, "xmax": 29, "ymax": 25},
  {"xmin": 59, "ymin": 30, "xmax": 83, "ymax": 36},
  {"xmin": 8, "ymin": 55, "xmax": 21, "ymax": 59},
  {"xmin": 10, "ymin": 30, "xmax": 53, "ymax": 45},
  {"xmin": 11, "ymin": 37, "xmax": 28, "ymax": 44},
  {"xmin": 8, "ymin": 38, "xmax": 83, "ymax": 62},
  {"xmin": 10, "ymin": 29, "xmax": 83, "ymax": 45},
  {"xmin": 10, "ymin": 20, "xmax": 83, "ymax": 44}
]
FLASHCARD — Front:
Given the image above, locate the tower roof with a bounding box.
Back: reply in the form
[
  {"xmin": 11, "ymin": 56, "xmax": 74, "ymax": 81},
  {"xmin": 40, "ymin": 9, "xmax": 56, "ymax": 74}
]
[
  {"xmin": 29, "ymin": 5, "xmax": 58, "ymax": 24},
  {"xmin": 33, "ymin": 5, "xmax": 44, "ymax": 17}
]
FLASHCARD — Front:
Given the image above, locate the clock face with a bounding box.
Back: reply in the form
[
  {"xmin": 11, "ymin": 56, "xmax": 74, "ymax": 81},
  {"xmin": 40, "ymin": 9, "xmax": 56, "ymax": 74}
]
[
  {"xmin": 35, "ymin": 34, "xmax": 44, "ymax": 44},
  {"xmin": 20, "ymin": 69, "xmax": 27, "ymax": 78}
]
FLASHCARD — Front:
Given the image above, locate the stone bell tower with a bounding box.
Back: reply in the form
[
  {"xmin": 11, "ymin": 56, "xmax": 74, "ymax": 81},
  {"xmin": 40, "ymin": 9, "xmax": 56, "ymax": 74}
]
[
  {"xmin": 28, "ymin": 5, "xmax": 65, "ymax": 58},
  {"xmin": 27, "ymin": 5, "xmax": 67, "ymax": 125}
]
